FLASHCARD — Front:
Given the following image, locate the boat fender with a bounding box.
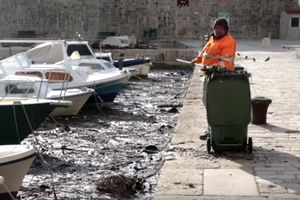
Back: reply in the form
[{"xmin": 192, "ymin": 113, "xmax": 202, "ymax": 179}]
[
  {"xmin": 0, "ymin": 176, "xmax": 4, "ymax": 185},
  {"xmin": 159, "ymin": 53, "xmax": 165, "ymax": 61},
  {"xmin": 87, "ymin": 67, "xmax": 93, "ymax": 74}
]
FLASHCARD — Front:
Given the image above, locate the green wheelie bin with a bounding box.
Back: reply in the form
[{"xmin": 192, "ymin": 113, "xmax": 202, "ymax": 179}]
[{"xmin": 203, "ymin": 67, "xmax": 252, "ymax": 153}]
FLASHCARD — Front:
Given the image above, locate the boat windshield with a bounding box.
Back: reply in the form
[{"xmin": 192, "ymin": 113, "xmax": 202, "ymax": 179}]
[
  {"xmin": 97, "ymin": 56, "xmax": 111, "ymax": 62},
  {"xmin": 25, "ymin": 43, "xmax": 64, "ymax": 64},
  {"xmin": 103, "ymin": 62, "xmax": 116, "ymax": 69},
  {"xmin": 15, "ymin": 53, "xmax": 31, "ymax": 67},
  {"xmin": 79, "ymin": 63, "xmax": 105, "ymax": 70},
  {"xmin": 67, "ymin": 44, "xmax": 93, "ymax": 57},
  {"xmin": 78, "ymin": 62, "xmax": 116, "ymax": 71},
  {"xmin": 0, "ymin": 53, "xmax": 31, "ymax": 69}
]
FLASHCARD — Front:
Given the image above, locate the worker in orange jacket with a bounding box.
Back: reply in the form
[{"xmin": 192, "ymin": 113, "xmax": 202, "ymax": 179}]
[{"xmin": 192, "ymin": 18, "xmax": 236, "ymax": 71}]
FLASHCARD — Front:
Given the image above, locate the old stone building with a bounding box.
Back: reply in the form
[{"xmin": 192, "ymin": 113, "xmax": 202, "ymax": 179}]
[{"xmin": 0, "ymin": 0, "xmax": 298, "ymax": 42}]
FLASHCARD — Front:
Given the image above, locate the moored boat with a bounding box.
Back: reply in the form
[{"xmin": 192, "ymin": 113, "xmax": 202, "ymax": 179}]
[
  {"xmin": 47, "ymin": 87, "xmax": 93, "ymax": 116},
  {"xmin": 95, "ymin": 52, "xmax": 151, "ymax": 77},
  {"xmin": 0, "ymin": 75, "xmax": 93, "ymax": 116},
  {"xmin": 0, "ymin": 145, "xmax": 36, "ymax": 199},
  {"xmin": 0, "ymin": 97, "xmax": 71, "ymax": 144}
]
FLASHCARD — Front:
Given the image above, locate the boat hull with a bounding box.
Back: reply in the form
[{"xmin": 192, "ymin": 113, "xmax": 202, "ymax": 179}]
[
  {"xmin": 0, "ymin": 101, "xmax": 63, "ymax": 144},
  {"xmin": 49, "ymin": 89, "xmax": 93, "ymax": 116},
  {"xmin": 125, "ymin": 63, "xmax": 151, "ymax": 77},
  {"xmin": 87, "ymin": 74, "xmax": 128, "ymax": 103},
  {"xmin": 114, "ymin": 58, "xmax": 151, "ymax": 77},
  {"xmin": 0, "ymin": 145, "xmax": 36, "ymax": 198}
]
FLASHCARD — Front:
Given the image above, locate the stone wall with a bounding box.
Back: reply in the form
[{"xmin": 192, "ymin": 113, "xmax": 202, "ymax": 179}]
[{"xmin": 0, "ymin": 0, "xmax": 297, "ymax": 41}]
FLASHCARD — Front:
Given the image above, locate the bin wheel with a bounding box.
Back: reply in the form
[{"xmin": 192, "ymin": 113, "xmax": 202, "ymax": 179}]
[
  {"xmin": 207, "ymin": 139, "xmax": 211, "ymax": 153},
  {"xmin": 247, "ymin": 137, "xmax": 253, "ymax": 154}
]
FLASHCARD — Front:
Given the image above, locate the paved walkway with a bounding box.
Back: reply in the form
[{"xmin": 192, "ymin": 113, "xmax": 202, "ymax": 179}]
[{"xmin": 154, "ymin": 44, "xmax": 300, "ymax": 199}]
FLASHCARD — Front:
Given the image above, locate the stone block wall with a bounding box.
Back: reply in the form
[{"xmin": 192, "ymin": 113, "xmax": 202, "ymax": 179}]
[{"xmin": 0, "ymin": 0, "xmax": 297, "ymax": 41}]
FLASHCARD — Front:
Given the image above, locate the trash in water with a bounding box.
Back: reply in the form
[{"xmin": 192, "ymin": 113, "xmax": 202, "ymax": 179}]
[
  {"xmin": 96, "ymin": 174, "xmax": 144, "ymax": 196},
  {"xmin": 143, "ymin": 145, "xmax": 159, "ymax": 154},
  {"xmin": 19, "ymin": 69, "xmax": 192, "ymax": 199}
]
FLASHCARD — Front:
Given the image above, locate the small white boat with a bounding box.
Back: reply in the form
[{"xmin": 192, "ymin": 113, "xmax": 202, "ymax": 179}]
[
  {"xmin": 0, "ymin": 145, "xmax": 36, "ymax": 199},
  {"xmin": 0, "ymin": 75, "xmax": 93, "ymax": 116},
  {"xmin": 95, "ymin": 52, "xmax": 151, "ymax": 77}
]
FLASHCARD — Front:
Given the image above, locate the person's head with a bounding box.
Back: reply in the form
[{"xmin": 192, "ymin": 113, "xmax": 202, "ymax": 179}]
[{"xmin": 213, "ymin": 18, "xmax": 229, "ymax": 39}]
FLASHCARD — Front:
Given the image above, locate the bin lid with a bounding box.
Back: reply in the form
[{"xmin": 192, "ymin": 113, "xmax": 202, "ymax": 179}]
[
  {"xmin": 204, "ymin": 67, "xmax": 251, "ymax": 76},
  {"xmin": 251, "ymin": 96, "xmax": 272, "ymax": 104}
]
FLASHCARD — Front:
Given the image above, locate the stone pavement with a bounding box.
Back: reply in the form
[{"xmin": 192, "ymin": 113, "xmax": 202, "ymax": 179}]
[{"xmin": 154, "ymin": 45, "xmax": 300, "ymax": 199}]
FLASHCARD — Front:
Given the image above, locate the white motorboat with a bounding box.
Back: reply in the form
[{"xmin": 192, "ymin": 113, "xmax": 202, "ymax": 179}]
[
  {"xmin": 95, "ymin": 52, "xmax": 151, "ymax": 77},
  {"xmin": 0, "ymin": 75, "xmax": 93, "ymax": 116},
  {"xmin": 0, "ymin": 145, "xmax": 36, "ymax": 199}
]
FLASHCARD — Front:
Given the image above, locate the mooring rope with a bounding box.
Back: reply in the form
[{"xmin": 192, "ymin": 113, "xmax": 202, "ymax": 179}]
[
  {"xmin": 91, "ymin": 85, "xmax": 105, "ymax": 113},
  {"xmin": 2, "ymin": 180, "xmax": 16, "ymax": 200},
  {"xmin": 18, "ymin": 102, "xmax": 58, "ymax": 200},
  {"xmin": 12, "ymin": 103, "xmax": 21, "ymax": 143}
]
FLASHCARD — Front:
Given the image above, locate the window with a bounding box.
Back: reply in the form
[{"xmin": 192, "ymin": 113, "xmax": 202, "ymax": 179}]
[
  {"xmin": 291, "ymin": 17, "xmax": 299, "ymax": 27},
  {"xmin": 15, "ymin": 71, "xmax": 43, "ymax": 78},
  {"xmin": 177, "ymin": 0, "xmax": 189, "ymax": 7},
  {"xmin": 45, "ymin": 72, "xmax": 73, "ymax": 81},
  {"xmin": 5, "ymin": 84, "xmax": 34, "ymax": 94},
  {"xmin": 120, "ymin": 39, "xmax": 129, "ymax": 44},
  {"xmin": 103, "ymin": 62, "xmax": 116, "ymax": 69},
  {"xmin": 67, "ymin": 44, "xmax": 93, "ymax": 56},
  {"xmin": 98, "ymin": 56, "xmax": 111, "ymax": 62},
  {"xmin": 79, "ymin": 63, "xmax": 104, "ymax": 70}
]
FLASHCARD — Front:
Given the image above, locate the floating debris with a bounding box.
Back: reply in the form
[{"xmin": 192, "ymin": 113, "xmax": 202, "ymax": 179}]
[
  {"xmin": 167, "ymin": 107, "xmax": 179, "ymax": 113},
  {"xmin": 143, "ymin": 145, "xmax": 159, "ymax": 154},
  {"xmin": 96, "ymin": 174, "xmax": 144, "ymax": 196},
  {"xmin": 19, "ymin": 69, "xmax": 192, "ymax": 199}
]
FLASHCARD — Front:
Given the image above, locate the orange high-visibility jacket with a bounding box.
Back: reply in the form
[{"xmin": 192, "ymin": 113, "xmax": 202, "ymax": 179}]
[{"xmin": 192, "ymin": 33, "xmax": 236, "ymax": 71}]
